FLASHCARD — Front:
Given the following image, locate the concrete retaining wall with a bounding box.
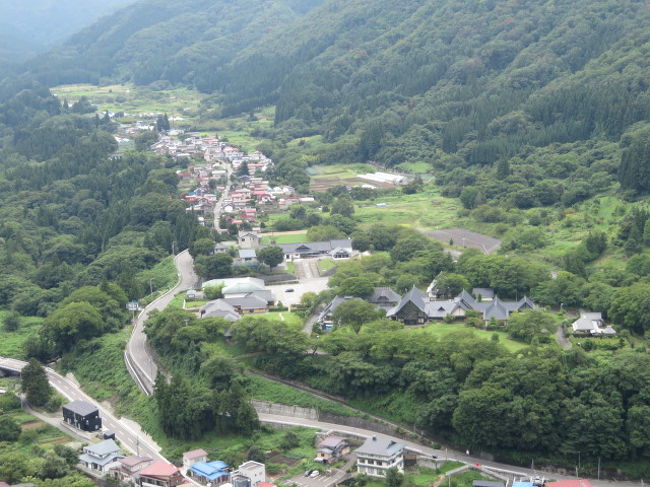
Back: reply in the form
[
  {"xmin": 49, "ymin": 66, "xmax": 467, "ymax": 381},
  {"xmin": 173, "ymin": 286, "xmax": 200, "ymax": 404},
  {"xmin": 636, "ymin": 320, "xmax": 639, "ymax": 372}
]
[{"xmin": 252, "ymin": 401, "xmax": 319, "ymax": 420}]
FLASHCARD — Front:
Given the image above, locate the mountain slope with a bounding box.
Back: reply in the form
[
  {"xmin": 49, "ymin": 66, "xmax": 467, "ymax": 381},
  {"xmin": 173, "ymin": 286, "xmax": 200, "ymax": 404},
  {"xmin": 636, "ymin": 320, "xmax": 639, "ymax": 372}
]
[
  {"xmin": 0, "ymin": 0, "xmax": 134, "ymax": 62},
  {"xmin": 25, "ymin": 0, "xmax": 325, "ymax": 87}
]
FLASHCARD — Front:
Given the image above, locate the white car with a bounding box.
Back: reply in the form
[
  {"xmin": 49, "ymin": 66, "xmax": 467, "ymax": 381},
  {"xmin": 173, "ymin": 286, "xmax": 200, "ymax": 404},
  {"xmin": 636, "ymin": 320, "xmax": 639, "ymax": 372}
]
[{"xmin": 309, "ymin": 471, "xmax": 320, "ymax": 478}]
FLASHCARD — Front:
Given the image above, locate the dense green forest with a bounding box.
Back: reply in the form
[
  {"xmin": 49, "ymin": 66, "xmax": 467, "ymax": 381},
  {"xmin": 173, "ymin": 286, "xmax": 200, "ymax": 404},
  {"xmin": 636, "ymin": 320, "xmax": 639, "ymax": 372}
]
[
  {"xmin": 0, "ymin": 77, "xmax": 207, "ymax": 360},
  {"xmin": 24, "ymin": 0, "xmax": 324, "ymax": 87},
  {"xmin": 27, "ymin": 0, "xmax": 650, "ymax": 197}
]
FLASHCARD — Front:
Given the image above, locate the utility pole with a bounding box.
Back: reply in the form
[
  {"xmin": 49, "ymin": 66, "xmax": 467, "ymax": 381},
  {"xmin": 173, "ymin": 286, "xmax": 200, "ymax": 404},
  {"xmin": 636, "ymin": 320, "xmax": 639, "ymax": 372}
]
[
  {"xmin": 149, "ymin": 278, "xmax": 154, "ymax": 295},
  {"xmin": 597, "ymin": 457, "xmax": 600, "ymax": 480}
]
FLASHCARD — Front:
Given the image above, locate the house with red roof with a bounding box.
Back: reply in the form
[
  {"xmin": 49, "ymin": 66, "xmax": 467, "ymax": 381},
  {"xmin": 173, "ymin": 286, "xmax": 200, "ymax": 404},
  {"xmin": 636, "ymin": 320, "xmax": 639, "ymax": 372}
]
[{"xmin": 138, "ymin": 461, "xmax": 184, "ymax": 487}]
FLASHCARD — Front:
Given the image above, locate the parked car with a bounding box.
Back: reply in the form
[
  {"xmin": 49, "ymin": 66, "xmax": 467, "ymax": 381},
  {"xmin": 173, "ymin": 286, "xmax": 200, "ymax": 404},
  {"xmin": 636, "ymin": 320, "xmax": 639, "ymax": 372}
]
[
  {"xmin": 285, "ymin": 288, "xmax": 295, "ymax": 292},
  {"xmin": 310, "ymin": 471, "xmax": 320, "ymax": 478}
]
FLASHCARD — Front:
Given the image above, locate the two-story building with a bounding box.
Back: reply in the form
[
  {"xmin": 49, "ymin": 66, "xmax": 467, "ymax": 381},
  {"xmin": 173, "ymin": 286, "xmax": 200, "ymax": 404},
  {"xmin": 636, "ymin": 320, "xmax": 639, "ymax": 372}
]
[
  {"xmin": 62, "ymin": 400, "xmax": 102, "ymax": 432},
  {"xmin": 355, "ymin": 436, "xmax": 404, "ymax": 478},
  {"xmin": 315, "ymin": 436, "xmax": 350, "ymax": 464},
  {"xmin": 138, "ymin": 461, "xmax": 184, "ymax": 487},
  {"xmin": 78, "ymin": 439, "xmax": 123, "ymax": 474},
  {"xmin": 230, "ymin": 461, "xmax": 266, "ymax": 487}
]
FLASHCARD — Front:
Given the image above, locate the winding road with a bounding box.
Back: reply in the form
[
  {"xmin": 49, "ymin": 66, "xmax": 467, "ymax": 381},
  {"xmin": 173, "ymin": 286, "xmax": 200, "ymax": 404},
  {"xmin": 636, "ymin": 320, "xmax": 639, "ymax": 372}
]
[{"xmin": 125, "ymin": 249, "xmax": 198, "ymax": 395}]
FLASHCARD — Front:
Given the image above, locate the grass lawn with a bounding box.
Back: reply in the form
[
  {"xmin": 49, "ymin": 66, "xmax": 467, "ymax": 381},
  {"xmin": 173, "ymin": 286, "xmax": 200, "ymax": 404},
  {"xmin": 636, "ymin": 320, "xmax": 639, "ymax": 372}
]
[
  {"xmin": 262, "ymin": 232, "xmax": 309, "ymax": 244},
  {"xmin": 286, "ymin": 262, "xmax": 297, "ymax": 274},
  {"xmin": 416, "ymin": 323, "xmax": 527, "ymax": 352},
  {"xmin": 317, "ymin": 258, "xmax": 337, "ymax": 274},
  {"xmin": 396, "ymin": 161, "xmax": 433, "ymax": 174},
  {"xmin": 0, "ymin": 312, "xmax": 44, "ymax": 359},
  {"xmin": 259, "ymin": 312, "xmax": 304, "ymax": 327}
]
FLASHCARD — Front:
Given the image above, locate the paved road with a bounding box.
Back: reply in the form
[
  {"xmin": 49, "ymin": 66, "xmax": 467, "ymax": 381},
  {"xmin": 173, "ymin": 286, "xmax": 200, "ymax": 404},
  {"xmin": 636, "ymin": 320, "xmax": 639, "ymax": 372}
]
[
  {"xmin": 258, "ymin": 414, "xmax": 640, "ymax": 487},
  {"xmin": 0, "ymin": 356, "xmax": 164, "ymax": 461},
  {"xmin": 214, "ymin": 164, "xmax": 232, "ymax": 231},
  {"xmin": 126, "ymin": 249, "xmax": 198, "ymax": 394}
]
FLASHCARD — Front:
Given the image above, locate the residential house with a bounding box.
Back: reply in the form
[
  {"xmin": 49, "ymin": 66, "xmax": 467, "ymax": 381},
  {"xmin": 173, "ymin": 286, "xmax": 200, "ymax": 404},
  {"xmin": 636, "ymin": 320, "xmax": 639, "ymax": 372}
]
[
  {"xmin": 79, "ymin": 439, "xmax": 123, "ymax": 474},
  {"xmin": 231, "ymin": 461, "xmax": 265, "ymax": 487},
  {"xmin": 355, "ymin": 436, "xmax": 404, "ymax": 478},
  {"xmin": 138, "ymin": 461, "xmax": 184, "ymax": 487},
  {"xmin": 214, "ymin": 243, "xmax": 228, "ymax": 254},
  {"xmin": 62, "ymin": 400, "xmax": 102, "ymax": 432},
  {"xmin": 387, "ymin": 287, "xmax": 536, "ymax": 325},
  {"xmin": 110, "ymin": 456, "xmax": 153, "ymax": 483},
  {"xmin": 188, "ymin": 460, "xmax": 230, "ymax": 485},
  {"xmin": 386, "ymin": 287, "xmax": 430, "ymax": 325},
  {"xmin": 368, "ymin": 288, "xmax": 401, "ymax": 311},
  {"xmin": 278, "ymin": 239, "xmax": 353, "ymax": 261},
  {"xmin": 224, "ymin": 295, "xmax": 269, "ymax": 314},
  {"xmin": 571, "ymin": 312, "xmax": 617, "ymax": 336},
  {"xmin": 315, "ymin": 436, "xmax": 350, "ymax": 464},
  {"xmin": 239, "ymin": 232, "xmax": 262, "ymax": 249},
  {"xmin": 183, "ymin": 449, "xmax": 208, "ymax": 469},
  {"xmin": 200, "ymin": 300, "xmax": 241, "ymax": 322},
  {"xmin": 238, "ymin": 249, "xmax": 258, "ymax": 265}
]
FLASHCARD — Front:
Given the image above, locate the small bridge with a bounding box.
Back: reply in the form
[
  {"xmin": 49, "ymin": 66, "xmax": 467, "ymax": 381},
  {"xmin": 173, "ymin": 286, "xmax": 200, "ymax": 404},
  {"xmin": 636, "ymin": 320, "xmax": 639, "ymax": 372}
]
[{"xmin": 0, "ymin": 356, "xmax": 27, "ymax": 376}]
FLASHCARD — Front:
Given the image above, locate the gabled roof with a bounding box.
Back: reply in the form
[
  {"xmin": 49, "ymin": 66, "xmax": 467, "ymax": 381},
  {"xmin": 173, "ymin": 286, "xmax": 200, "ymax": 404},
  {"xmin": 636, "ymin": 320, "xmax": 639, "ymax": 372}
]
[
  {"xmin": 356, "ymin": 436, "xmax": 404, "ymax": 457},
  {"xmin": 224, "ymin": 295, "xmax": 268, "ymax": 309},
  {"xmin": 482, "ymin": 297, "xmax": 510, "ymax": 321},
  {"xmin": 369, "ymin": 287, "xmax": 401, "ymax": 304},
  {"xmin": 201, "ymin": 299, "xmax": 241, "ymax": 321},
  {"xmin": 546, "ymin": 481, "xmax": 594, "ymax": 487},
  {"xmin": 139, "ymin": 460, "xmax": 180, "ymax": 477},
  {"xmin": 456, "ymin": 289, "xmax": 478, "ymax": 310},
  {"xmin": 183, "ymin": 448, "xmax": 208, "ymax": 460},
  {"xmin": 63, "ymin": 400, "xmax": 98, "ymax": 416},
  {"xmin": 424, "ymin": 300, "xmax": 461, "ymax": 319},
  {"xmin": 278, "ymin": 239, "xmax": 352, "ymax": 254},
  {"xmin": 318, "ymin": 436, "xmax": 348, "ymax": 449},
  {"xmin": 318, "ymin": 296, "xmax": 357, "ymax": 322},
  {"xmin": 387, "ymin": 286, "xmax": 427, "ymax": 317},
  {"xmin": 189, "ymin": 460, "xmax": 229, "ymax": 480},
  {"xmin": 84, "ymin": 439, "xmax": 120, "ymax": 456},
  {"xmin": 239, "ymin": 249, "xmax": 257, "ymax": 259}
]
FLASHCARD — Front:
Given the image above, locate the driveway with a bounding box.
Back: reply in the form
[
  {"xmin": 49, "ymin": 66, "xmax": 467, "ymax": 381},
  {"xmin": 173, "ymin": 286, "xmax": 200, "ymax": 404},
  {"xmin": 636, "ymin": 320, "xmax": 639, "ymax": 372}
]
[{"xmin": 287, "ymin": 462, "xmax": 350, "ymax": 487}]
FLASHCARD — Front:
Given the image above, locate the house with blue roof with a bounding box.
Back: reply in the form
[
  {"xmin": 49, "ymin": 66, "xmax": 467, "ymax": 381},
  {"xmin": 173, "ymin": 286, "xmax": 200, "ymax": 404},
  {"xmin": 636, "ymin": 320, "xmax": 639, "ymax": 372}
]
[{"xmin": 188, "ymin": 460, "xmax": 230, "ymax": 485}]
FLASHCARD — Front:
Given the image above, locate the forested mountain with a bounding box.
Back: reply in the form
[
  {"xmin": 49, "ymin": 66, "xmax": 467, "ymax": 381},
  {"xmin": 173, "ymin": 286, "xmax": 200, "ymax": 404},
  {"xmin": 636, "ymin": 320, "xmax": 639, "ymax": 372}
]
[
  {"xmin": 0, "ymin": 0, "xmax": 134, "ymax": 62},
  {"xmin": 25, "ymin": 0, "xmax": 325, "ymax": 87},
  {"xmin": 0, "ymin": 77, "xmax": 207, "ymax": 359}
]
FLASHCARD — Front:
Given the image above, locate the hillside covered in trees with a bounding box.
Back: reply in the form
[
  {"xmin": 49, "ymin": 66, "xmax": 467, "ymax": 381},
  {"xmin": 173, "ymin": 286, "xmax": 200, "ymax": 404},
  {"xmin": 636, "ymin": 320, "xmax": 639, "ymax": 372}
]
[{"xmin": 24, "ymin": 0, "xmax": 324, "ymax": 87}]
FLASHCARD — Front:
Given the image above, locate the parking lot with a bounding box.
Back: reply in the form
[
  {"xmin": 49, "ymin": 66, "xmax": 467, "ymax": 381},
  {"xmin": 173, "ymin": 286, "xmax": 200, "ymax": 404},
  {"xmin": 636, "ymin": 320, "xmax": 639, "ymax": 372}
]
[
  {"xmin": 269, "ymin": 277, "xmax": 329, "ymax": 307},
  {"xmin": 287, "ymin": 468, "xmax": 346, "ymax": 487}
]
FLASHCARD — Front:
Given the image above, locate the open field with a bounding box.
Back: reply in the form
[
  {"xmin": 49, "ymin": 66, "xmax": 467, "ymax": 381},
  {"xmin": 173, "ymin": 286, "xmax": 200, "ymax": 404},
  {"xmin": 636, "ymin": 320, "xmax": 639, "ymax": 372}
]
[
  {"xmin": 414, "ymin": 323, "xmax": 528, "ymax": 352},
  {"xmin": 262, "ymin": 231, "xmax": 309, "ymax": 244},
  {"xmin": 355, "ymin": 187, "xmax": 462, "ymax": 230},
  {"xmin": 51, "ymin": 83, "xmax": 206, "ymax": 126},
  {"xmin": 0, "ymin": 312, "xmax": 44, "ymax": 359},
  {"xmin": 259, "ymin": 312, "xmax": 304, "ymax": 327},
  {"xmin": 4, "ymin": 411, "xmax": 73, "ymax": 453}
]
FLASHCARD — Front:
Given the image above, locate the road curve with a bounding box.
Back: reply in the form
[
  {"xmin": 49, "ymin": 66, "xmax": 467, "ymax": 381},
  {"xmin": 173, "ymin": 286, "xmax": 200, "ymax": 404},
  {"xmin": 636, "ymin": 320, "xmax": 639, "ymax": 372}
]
[
  {"xmin": 126, "ymin": 249, "xmax": 198, "ymax": 394},
  {"xmin": 0, "ymin": 356, "xmax": 163, "ymax": 461}
]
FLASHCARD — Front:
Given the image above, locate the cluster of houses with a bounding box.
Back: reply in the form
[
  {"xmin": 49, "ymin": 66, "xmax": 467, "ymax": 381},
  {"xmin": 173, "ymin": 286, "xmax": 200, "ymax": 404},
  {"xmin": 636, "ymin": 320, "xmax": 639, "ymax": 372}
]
[
  {"xmin": 318, "ymin": 285, "xmax": 538, "ymax": 330},
  {"xmin": 198, "ymin": 277, "xmax": 277, "ymax": 320},
  {"xmin": 237, "ymin": 232, "xmax": 353, "ymax": 263},
  {"xmin": 183, "ymin": 450, "xmax": 273, "ymax": 487}
]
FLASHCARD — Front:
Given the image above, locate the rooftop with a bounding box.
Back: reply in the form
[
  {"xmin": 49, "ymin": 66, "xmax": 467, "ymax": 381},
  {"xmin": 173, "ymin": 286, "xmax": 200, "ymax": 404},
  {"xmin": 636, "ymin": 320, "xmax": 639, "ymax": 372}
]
[
  {"xmin": 63, "ymin": 400, "xmax": 98, "ymax": 416},
  {"xmin": 139, "ymin": 460, "xmax": 180, "ymax": 478},
  {"xmin": 183, "ymin": 448, "xmax": 208, "ymax": 460},
  {"xmin": 356, "ymin": 436, "xmax": 404, "ymax": 457},
  {"xmin": 84, "ymin": 439, "xmax": 120, "ymax": 457}
]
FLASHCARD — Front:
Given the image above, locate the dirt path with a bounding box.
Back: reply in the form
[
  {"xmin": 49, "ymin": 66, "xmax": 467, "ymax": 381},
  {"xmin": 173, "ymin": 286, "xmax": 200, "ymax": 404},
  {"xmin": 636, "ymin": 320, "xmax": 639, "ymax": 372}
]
[{"xmin": 556, "ymin": 326, "xmax": 572, "ymax": 350}]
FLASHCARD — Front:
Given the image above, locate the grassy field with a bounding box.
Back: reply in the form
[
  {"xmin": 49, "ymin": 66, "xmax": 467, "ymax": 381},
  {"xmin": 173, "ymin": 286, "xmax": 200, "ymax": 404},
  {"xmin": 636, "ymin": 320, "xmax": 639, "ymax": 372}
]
[
  {"xmin": 317, "ymin": 258, "xmax": 337, "ymax": 274},
  {"xmin": 260, "ymin": 312, "xmax": 304, "ymax": 327},
  {"xmin": 0, "ymin": 311, "xmax": 44, "ymax": 359},
  {"xmin": 355, "ymin": 185, "xmax": 463, "ymax": 230},
  {"xmin": 51, "ymin": 84, "xmax": 206, "ymax": 126},
  {"xmin": 415, "ymin": 323, "xmax": 528, "ymax": 352},
  {"xmin": 396, "ymin": 161, "xmax": 433, "ymax": 174},
  {"xmin": 262, "ymin": 232, "xmax": 309, "ymax": 244}
]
